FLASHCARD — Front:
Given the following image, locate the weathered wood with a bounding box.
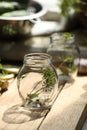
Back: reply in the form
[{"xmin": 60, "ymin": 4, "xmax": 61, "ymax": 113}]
[
  {"xmin": 0, "ymin": 76, "xmax": 60, "ymax": 130},
  {"xmin": 0, "ymin": 72, "xmax": 87, "ymax": 130},
  {"xmin": 0, "ymin": 78, "xmax": 45, "ymax": 130},
  {"xmin": 39, "ymin": 72, "xmax": 87, "ymax": 130}
]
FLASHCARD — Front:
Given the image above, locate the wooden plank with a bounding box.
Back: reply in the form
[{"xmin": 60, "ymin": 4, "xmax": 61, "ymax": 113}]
[
  {"xmin": 0, "ymin": 76, "xmax": 61, "ymax": 130},
  {"xmin": 0, "ymin": 72, "xmax": 87, "ymax": 130},
  {"xmin": 76, "ymin": 105, "xmax": 87, "ymax": 130},
  {"xmin": 0, "ymin": 78, "xmax": 45, "ymax": 130},
  {"xmin": 39, "ymin": 72, "xmax": 87, "ymax": 130}
]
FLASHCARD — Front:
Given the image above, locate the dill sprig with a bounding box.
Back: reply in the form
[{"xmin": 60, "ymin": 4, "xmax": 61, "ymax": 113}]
[{"xmin": 26, "ymin": 68, "xmax": 56, "ymax": 101}]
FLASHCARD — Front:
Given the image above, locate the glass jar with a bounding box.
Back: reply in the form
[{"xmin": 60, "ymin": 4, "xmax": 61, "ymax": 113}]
[
  {"xmin": 47, "ymin": 32, "xmax": 78, "ymax": 73},
  {"xmin": 17, "ymin": 53, "xmax": 58, "ymax": 112}
]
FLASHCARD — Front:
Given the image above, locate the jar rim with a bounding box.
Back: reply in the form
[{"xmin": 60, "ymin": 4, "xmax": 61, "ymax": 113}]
[
  {"xmin": 50, "ymin": 32, "xmax": 75, "ymax": 42},
  {"xmin": 24, "ymin": 53, "xmax": 52, "ymax": 61}
]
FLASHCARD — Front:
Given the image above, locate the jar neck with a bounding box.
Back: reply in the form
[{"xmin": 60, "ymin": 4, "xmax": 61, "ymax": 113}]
[{"xmin": 24, "ymin": 53, "xmax": 52, "ymax": 67}]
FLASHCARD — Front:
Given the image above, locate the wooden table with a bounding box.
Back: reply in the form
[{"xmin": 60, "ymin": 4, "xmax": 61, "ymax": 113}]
[{"xmin": 0, "ymin": 71, "xmax": 87, "ymax": 130}]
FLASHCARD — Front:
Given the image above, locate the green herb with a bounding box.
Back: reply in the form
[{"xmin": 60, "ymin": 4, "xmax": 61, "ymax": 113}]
[
  {"xmin": 43, "ymin": 68, "xmax": 56, "ymax": 91},
  {"xmin": 59, "ymin": 0, "xmax": 80, "ymax": 16},
  {"xmin": 26, "ymin": 68, "xmax": 56, "ymax": 101},
  {"xmin": 63, "ymin": 32, "xmax": 73, "ymax": 40},
  {"xmin": 0, "ymin": 64, "xmax": 2, "ymax": 69},
  {"xmin": 59, "ymin": 55, "xmax": 76, "ymax": 75},
  {"xmin": 0, "ymin": 80, "xmax": 3, "ymax": 88},
  {"xmin": 63, "ymin": 55, "xmax": 74, "ymax": 63},
  {"xmin": 2, "ymin": 24, "xmax": 17, "ymax": 35},
  {"xmin": 0, "ymin": 1, "xmax": 26, "ymax": 15},
  {"xmin": 26, "ymin": 93, "xmax": 39, "ymax": 101},
  {"xmin": 0, "ymin": 64, "xmax": 8, "ymax": 76}
]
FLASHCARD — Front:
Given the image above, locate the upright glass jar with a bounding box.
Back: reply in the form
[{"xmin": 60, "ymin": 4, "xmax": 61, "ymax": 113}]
[
  {"xmin": 17, "ymin": 53, "xmax": 58, "ymax": 112},
  {"xmin": 47, "ymin": 32, "xmax": 78, "ymax": 72}
]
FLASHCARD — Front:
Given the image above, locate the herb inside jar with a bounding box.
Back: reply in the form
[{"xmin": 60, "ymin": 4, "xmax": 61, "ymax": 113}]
[{"xmin": 25, "ymin": 68, "xmax": 56, "ymax": 107}]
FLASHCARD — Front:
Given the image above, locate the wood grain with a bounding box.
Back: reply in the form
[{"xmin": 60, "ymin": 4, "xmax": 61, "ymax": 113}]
[
  {"xmin": 39, "ymin": 72, "xmax": 87, "ymax": 130},
  {"xmin": 0, "ymin": 72, "xmax": 87, "ymax": 130}
]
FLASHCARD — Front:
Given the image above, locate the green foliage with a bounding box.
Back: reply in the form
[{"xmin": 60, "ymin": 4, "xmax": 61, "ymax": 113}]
[
  {"xmin": 26, "ymin": 68, "xmax": 56, "ymax": 101},
  {"xmin": 26, "ymin": 93, "xmax": 39, "ymax": 101},
  {"xmin": 0, "ymin": 64, "xmax": 8, "ymax": 77},
  {"xmin": 59, "ymin": 55, "xmax": 76, "ymax": 74},
  {"xmin": 63, "ymin": 32, "xmax": 73, "ymax": 40},
  {"xmin": 0, "ymin": 80, "xmax": 3, "ymax": 88},
  {"xmin": 43, "ymin": 68, "xmax": 56, "ymax": 91},
  {"xmin": 59, "ymin": 0, "xmax": 80, "ymax": 16}
]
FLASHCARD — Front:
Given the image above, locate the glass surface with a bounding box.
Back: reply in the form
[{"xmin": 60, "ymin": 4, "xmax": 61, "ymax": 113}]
[
  {"xmin": 3, "ymin": 53, "xmax": 58, "ymax": 124},
  {"xmin": 47, "ymin": 32, "xmax": 79, "ymax": 73},
  {"xmin": 17, "ymin": 53, "xmax": 58, "ymax": 110}
]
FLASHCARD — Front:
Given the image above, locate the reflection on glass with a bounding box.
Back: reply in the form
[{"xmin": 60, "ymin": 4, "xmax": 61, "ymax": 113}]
[
  {"xmin": 3, "ymin": 53, "xmax": 58, "ymax": 124},
  {"xmin": 47, "ymin": 32, "xmax": 78, "ymax": 73}
]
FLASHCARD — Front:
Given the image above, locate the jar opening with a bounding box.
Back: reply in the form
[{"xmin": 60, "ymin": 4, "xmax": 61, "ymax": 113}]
[
  {"xmin": 50, "ymin": 32, "xmax": 75, "ymax": 43},
  {"xmin": 24, "ymin": 53, "xmax": 52, "ymax": 65}
]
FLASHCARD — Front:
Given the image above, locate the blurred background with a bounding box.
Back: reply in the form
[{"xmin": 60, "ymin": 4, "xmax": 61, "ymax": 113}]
[{"xmin": 0, "ymin": 0, "xmax": 87, "ymax": 65}]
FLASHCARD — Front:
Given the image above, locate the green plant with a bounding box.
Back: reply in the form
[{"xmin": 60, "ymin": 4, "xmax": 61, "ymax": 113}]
[
  {"xmin": 63, "ymin": 32, "xmax": 73, "ymax": 40},
  {"xmin": 59, "ymin": 0, "xmax": 80, "ymax": 16},
  {"xmin": 26, "ymin": 68, "xmax": 56, "ymax": 102},
  {"xmin": 57, "ymin": 32, "xmax": 77, "ymax": 74}
]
